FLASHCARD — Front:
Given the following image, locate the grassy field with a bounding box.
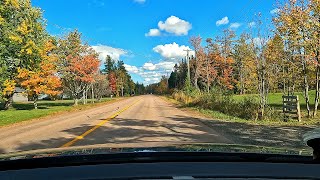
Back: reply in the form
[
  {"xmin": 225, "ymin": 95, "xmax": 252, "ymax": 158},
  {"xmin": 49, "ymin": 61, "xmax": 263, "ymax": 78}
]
[
  {"xmin": 166, "ymin": 90, "xmax": 320, "ymax": 126},
  {"xmin": 0, "ymin": 98, "xmax": 116, "ymax": 127},
  {"xmin": 233, "ymin": 90, "xmax": 316, "ymax": 110},
  {"xmin": 233, "ymin": 90, "xmax": 320, "ymax": 124}
]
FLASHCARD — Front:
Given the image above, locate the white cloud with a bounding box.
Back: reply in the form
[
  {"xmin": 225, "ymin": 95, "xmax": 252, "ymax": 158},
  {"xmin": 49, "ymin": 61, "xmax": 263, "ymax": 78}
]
[
  {"xmin": 216, "ymin": 16, "xmax": 229, "ymax": 26},
  {"xmin": 158, "ymin": 16, "xmax": 192, "ymax": 36},
  {"xmin": 145, "ymin": 16, "xmax": 192, "ymax": 36},
  {"xmin": 230, "ymin": 22, "xmax": 242, "ymax": 29},
  {"xmin": 142, "ymin": 61, "xmax": 176, "ymax": 71},
  {"xmin": 139, "ymin": 71, "xmax": 162, "ymax": 77},
  {"xmin": 134, "ymin": 0, "xmax": 146, "ymax": 4},
  {"xmin": 248, "ymin": 22, "xmax": 256, "ymax": 28},
  {"xmin": 138, "ymin": 61, "xmax": 176, "ymax": 84},
  {"xmin": 124, "ymin": 64, "xmax": 139, "ymax": 73},
  {"xmin": 143, "ymin": 62, "xmax": 157, "ymax": 70},
  {"xmin": 153, "ymin": 42, "xmax": 194, "ymax": 61},
  {"xmin": 145, "ymin": 28, "xmax": 161, "ymax": 37},
  {"xmin": 91, "ymin": 44, "xmax": 127, "ymax": 62},
  {"xmin": 156, "ymin": 61, "xmax": 175, "ymax": 71},
  {"xmin": 141, "ymin": 71, "xmax": 164, "ymax": 84},
  {"xmin": 270, "ymin": 8, "xmax": 280, "ymax": 14}
]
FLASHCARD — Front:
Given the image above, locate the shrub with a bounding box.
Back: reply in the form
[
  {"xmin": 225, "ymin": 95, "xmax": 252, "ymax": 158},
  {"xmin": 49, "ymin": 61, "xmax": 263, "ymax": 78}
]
[
  {"xmin": 236, "ymin": 96, "xmax": 260, "ymax": 120},
  {"xmin": 173, "ymin": 90, "xmax": 264, "ymax": 120}
]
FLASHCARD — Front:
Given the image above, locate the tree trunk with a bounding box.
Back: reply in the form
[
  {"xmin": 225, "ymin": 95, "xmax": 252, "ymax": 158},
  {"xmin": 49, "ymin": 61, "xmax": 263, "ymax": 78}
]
[
  {"xmin": 258, "ymin": 57, "xmax": 267, "ymax": 120},
  {"xmin": 85, "ymin": 89, "xmax": 88, "ymax": 104},
  {"xmin": 314, "ymin": 64, "xmax": 320, "ymax": 117},
  {"xmin": 33, "ymin": 95, "xmax": 38, "ymax": 110},
  {"xmin": 83, "ymin": 90, "xmax": 86, "ymax": 105},
  {"xmin": 74, "ymin": 98, "xmax": 79, "ymax": 106},
  {"xmin": 240, "ymin": 68, "xmax": 244, "ymax": 95},
  {"xmin": 3, "ymin": 94, "xmax": 14, "ymax": 110},
  {"xmin": 121, "ymin": 86, "xmax": 124, "ymax": 97},
  {"xmin": 91, "ymin": 84, "xmax": 94, "ymax": 103},
  {"xmin": 194, "ymin": 76, "xmax": 198, "ymax": 89},
  {"xmin": 260, "ymin": 70, "xmax": 267, "ymax": 120},
  {"xmin": 302, "ymin": 59, "xmax": 311, "ymax": 117},
  {"xmin": 206, "ymin": 58, "xmax": 209, "ymax": 93}
]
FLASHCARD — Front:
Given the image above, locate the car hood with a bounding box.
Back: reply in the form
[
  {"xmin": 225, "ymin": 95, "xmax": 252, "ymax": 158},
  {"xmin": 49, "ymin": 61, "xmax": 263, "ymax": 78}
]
[{"xmin": 0, "ymin": 143, "xmax": 312, "ymax": 161}]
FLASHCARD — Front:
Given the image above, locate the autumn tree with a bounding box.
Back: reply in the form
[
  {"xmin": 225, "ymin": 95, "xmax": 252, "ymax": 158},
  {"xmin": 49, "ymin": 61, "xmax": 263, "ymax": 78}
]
[
  {"xmin": 0, "ymin": 0, "xmax": 47, "ymax": 109},
  {"xmin": 206, "ymin": 34, "xmax": 236, "ymax": 91},
  {"xmin": 190, "ymin": 36, "xmax": 205, "ymax": 89},
  {"xmin": 108, "ymin": 72, "xmax": 117, "ymax": 95},
  {"xmin": 233, "ymin": 33, "xmax": 257, "ymax": 94},
  {"xmin": 203, "ymin": 38, "xmax": 219, "ymax": 91},
  {"xmin": 92, "ymin": 73, "xmax": 111, "ymax": 101},
  {"xmin": 57, "ymin": 30, "xmax": 100, "ymax": 105},
  {"xmin": 274, "ymin": 0, "xmax": 313, "ymax": 117},
  {"xmin": 103, "ymin": 55, "xmax": 118, "ymax": 96},
  {"xmin": 155, "ymin": 76, "xmax": 169, "ymax": 94},
  {"xmin": 17, "ymin": 40, "xmax": 62, "ymax": 109},
  {"xmin": 264, "ymin": 34, "xmax": 287, "ymax": 93},
  {"xmin": 309, "ymin": 0, "xmax": 320, "ymax": 116}
]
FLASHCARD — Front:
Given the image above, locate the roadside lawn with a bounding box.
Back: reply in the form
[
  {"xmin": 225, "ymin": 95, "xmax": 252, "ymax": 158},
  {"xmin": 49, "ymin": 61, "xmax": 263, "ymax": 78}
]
[
  {"xmin": 164, "ymin": 92, "xmax": 320, "ymax": 126},
  {"xmin": 233, "ymin": 90, "xmax": 316, "ymax": 110},
  {"xmin": 0, "ymin": 98, "xmax": 117, "ymax": 127},
  {"xmin": 233, "ymin": 90, "xmax": 320, "ymax": 124}
]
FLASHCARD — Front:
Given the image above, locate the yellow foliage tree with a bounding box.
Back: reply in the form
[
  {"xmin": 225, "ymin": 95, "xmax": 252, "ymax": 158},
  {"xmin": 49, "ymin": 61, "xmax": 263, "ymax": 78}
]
[{"xmin": 17, "ymin": 40, "xmax": 62, "ymax": 109}]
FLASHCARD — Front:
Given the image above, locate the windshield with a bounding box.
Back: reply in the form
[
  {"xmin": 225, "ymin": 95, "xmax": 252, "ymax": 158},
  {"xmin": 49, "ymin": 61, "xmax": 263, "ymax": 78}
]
[{"xmin": 0, "ymin": 0, "xmax": 317, "ymax": 158}]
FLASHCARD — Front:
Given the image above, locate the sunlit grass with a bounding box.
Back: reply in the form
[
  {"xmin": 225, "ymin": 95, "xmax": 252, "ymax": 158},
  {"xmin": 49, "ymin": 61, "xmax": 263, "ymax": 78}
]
[
  {"xmin": 0, "ymin": 98, "xmax": 115, "ymax": 127},
  {"xmin": 164, "ymin": 92, "xmax": 320, "ymax": 126},
  {"xmin": 232, "ymin": 90, "xmax": 320, "ymax": 124},
  {"xmin": 233, "ymin": 90, "xmax": 316, "ymax": 110}
]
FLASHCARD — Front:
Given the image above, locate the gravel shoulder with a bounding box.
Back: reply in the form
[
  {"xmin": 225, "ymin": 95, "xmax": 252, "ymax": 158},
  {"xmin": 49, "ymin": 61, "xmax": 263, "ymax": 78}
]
[{"xmin": 161, "ymin": 96, "xmax": 314, "ymax": 150}]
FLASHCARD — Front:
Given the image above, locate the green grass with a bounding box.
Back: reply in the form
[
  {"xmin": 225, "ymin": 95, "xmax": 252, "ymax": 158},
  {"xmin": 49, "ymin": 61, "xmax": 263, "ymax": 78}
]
[
  {"xmin": 164, "ymin": 93, "xmax": 320, "ymax": 126},
  {"xmin": 233, "ymin": 90, "xmax": 316, "ymax": 110},
  {"xmin": 0, "ymin": 98, "xmax": 115, "ymax": 127},
  {"xmin": 233, "ymin": 90, "xmax": 320, "ymax": 121},
  {"xmin": 193, "ymin": 106, "xmax": 319, "ymax": 126}
]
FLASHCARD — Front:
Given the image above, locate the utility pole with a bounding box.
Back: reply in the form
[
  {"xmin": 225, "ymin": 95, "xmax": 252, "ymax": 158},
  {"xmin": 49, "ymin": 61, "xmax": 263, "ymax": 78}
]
[
  {"xmin": 205, "ymin": 47, "xmax": 209, "ymax": 93},
  {"xmin": 183, "ymin": 49, "xmax": 192, "ymax": 86},
  {"xmin": 166, "ymin": 72, "xmax": 169, "ymax": 89}
]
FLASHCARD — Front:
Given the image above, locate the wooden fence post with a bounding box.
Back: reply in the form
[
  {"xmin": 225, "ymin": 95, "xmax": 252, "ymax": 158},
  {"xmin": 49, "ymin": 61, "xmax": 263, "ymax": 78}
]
[
  {"xmin": 282, "ymin": 95, "xmax": 301, "ymax": 122},
  {"xmin": 296, "ymin": 95, "xmax": 301, "ymax": 122}
]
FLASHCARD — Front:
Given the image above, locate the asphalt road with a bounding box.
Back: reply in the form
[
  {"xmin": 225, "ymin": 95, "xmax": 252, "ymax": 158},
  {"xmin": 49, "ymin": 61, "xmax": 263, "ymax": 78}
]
[{"xmin": 0, "ymin": 95, "xmax": 232, "ymax": 154}]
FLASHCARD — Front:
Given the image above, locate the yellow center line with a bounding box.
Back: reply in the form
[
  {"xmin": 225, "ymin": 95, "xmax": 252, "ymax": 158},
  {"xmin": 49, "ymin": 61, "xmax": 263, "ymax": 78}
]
[{"xmin": 60, "ymin": 99, "xmax": 141, "ymax": 148}]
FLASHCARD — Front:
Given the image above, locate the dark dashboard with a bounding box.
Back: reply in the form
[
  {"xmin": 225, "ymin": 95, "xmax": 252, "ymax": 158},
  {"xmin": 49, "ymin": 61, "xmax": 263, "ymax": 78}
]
[{"xmin": 0, "ymin": 151, "xmax": 319, "ymax": 179}]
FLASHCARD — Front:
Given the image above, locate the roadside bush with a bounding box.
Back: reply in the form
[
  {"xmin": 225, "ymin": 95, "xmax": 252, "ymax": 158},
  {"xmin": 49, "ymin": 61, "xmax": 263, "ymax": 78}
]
[
  {"xmin": 173, "ymin": 90, "xmax": 262, "ymax": 120},
  {"xmin": 235, "ymin": 96, "xmax": 260, "ymax": 120},
  {"xmin": 172, "ymin": 90, "xmax": 195, "ymax": 104},
  {"xmin": 264, "ymin": 106, "xmax": 282, "ymax": 121}
]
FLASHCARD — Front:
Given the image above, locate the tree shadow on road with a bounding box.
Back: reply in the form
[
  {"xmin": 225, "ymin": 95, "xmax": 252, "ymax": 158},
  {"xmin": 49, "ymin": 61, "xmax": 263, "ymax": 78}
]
[
  {"xmin": 11, "ymin": 115, "xmax": 228, "ymax": 153},
  {"xmin": 7, "ymin": 114, "xmax": 313, "ymax": 154},
  {"xmin": 194, "ymin": 116, "xmax": 313, "ymax": 149}
]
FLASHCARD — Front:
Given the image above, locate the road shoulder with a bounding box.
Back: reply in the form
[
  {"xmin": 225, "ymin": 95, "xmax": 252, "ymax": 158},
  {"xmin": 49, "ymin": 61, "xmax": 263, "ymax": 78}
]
[
  {"xmin": 0, "ymin": 97, "xmax": 127, "ymax": 129},
  {"xmin": 160, "ymin": 95, "xmax": 313, "ymax": 149}
]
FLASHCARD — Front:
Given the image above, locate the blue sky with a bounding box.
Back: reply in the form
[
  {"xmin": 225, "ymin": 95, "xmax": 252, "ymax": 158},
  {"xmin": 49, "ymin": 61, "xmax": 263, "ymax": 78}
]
[{"xmin": 32, "ymin": 0, "xmax": 278, "ymax": 84}]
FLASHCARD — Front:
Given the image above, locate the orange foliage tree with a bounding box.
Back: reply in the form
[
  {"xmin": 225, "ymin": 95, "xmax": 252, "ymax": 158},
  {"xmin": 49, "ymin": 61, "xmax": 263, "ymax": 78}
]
[
  {"xmin": 17, "ymin": 40, "xmax": 62, "ymax": 109},
  {"xmin": 108, "ymin": 72, "xmax": 117, "ymax": 95},
  {"xmin": 206, "ymin": 36, "xmax": 236, "ymax": 91},
  {"xmin": 63, "ymin": 47, "xmax": 100, "ymax": 105}
]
